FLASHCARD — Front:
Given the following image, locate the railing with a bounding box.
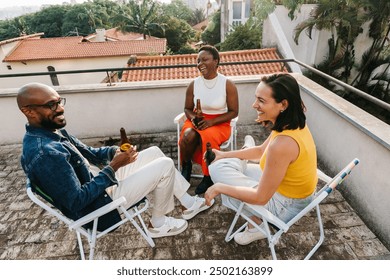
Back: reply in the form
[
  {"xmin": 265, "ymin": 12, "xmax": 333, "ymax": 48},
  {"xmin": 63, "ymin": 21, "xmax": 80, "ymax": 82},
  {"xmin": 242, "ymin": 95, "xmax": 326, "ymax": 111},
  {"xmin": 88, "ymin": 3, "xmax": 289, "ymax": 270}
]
[{"xmin": 1, "ymin": 58, "xmax": 389, "ymax": 112}]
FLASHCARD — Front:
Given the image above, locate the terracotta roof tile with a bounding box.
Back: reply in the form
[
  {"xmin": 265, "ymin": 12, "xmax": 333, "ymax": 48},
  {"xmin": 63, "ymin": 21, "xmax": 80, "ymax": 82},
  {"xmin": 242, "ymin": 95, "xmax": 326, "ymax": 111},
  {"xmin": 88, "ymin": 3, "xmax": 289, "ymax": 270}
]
[
  {"xmin": 3, "ymin": 36, "xmax": 166, "ymax": 62},
  {"xmin": 192, "ymin": 19, "xmax": 209, "ymax": 31},
  {"xmin": 121, "ymin": 48, "xmax": 288, "ymax": 82}
]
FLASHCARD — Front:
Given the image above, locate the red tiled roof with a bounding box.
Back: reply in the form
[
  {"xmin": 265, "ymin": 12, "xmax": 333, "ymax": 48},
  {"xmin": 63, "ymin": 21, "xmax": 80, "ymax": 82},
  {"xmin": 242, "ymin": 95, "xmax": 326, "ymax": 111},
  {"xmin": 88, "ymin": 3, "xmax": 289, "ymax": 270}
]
[
  {"xmin": 121, "ymin": 48, "xmax": 287, "ymax": 82},
  {"xmin": 192, "ymin": 19, "xmax": 209, "ymax": 31},
  {"xmin": 3, "ymin": 36, "xmax": 167, "ymax": 62}
]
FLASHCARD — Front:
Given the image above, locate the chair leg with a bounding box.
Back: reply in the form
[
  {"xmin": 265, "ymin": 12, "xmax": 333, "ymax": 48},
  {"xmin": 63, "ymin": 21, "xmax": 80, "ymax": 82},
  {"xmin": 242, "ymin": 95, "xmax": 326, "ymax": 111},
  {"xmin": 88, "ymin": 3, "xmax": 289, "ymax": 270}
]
[
  {"xmin": 87, "ymin": 218, "xmax": 99, "ymax": 260},
  {"xmin": 76, "ymin": 231, "xmax": 85, "ymax": 260},
  {"xmin": 304, "ymin": 204, "xmax": 324, "ymax": 260},
  {"xmin": 262, "ymin": 221, "xmax": 278, "ymax": 260},
  {"xmin": 225, "ymin": 202, "xmax": 247, "ymax": 242},
  {"xmin": 121, "ymin": 205, "xmax": 155, "ymax": 247},
  {"xmin": 233, "ymin": 128, "xmax": 237, "ymax": 150},
  {"xmin": 269, "ymin": 243, "xmax": 278, "ymax": 260},
  {"xmin": 134, "ymin": 209, "xmax": 155, "ymax": 247},
  {"xmin": 243, "ymin": 214, "xmax": 279, "ymax": 260},
  {"xmin": 177, "ymin": 123, "xmax": 181, "ymax": 171}
]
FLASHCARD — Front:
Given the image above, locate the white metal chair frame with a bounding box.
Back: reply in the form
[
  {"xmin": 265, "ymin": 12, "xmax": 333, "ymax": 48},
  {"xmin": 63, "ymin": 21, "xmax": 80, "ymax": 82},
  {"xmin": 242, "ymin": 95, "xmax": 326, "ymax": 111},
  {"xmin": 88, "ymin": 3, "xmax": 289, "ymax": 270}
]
[
  {"xmin": 174, "ymin": 112, "xmax": 238, "ymax": 177},
  {"xmin": 222, "ymin": 158, "xmax": 360, "ymax": 260},
  {"xmin": 26, "ymin": 179, "xmax": 155, "ymax": 260}
]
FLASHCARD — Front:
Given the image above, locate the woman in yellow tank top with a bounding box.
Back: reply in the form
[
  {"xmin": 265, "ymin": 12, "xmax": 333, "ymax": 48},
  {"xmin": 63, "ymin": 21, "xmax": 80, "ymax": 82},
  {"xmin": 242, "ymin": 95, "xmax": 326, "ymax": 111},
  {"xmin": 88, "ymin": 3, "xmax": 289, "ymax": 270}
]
[{"xmin": 205, "ymin": 74, "xmax": 318, "ymax": 245}]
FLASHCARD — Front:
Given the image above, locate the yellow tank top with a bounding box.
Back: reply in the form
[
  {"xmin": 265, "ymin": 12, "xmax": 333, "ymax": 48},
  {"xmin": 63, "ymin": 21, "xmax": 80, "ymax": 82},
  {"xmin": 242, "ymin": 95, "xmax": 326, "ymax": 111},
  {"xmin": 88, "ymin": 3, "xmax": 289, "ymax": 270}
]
[{"xmin": 260, "ymin": 125, "xmax": 318, "ymax": 198}]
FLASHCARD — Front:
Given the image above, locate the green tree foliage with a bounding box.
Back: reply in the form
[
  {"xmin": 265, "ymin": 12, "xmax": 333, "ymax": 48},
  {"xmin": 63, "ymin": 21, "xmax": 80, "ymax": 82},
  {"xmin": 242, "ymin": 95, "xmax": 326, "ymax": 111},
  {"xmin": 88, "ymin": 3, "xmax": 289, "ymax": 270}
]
[
  {"xmin": 193, "ymin": 8, "xmax": 206, "ymax": 25},
  {"xmin": 0, "ymin": 17, "xmax": 28, "ymax": 41},
  {"xmin": 24, "ymin": 5, "xmax": 68, "ymax": 37},
  {"xmin": 0, "ymin": 0, "xmax": 197, "ymax": 54},
  {"xmin": 114, "ymin": 0, "xmax": 164, "ymax": 39},
  {"xmin": 62, "ymin": 0, "xmax": 120, "ymax": 36},
  {"xmin": 61, "ymin": 4, "xmax": 96, "ymax": 36},
  {"xmin": 161, "ymin": 0, "xmax": 198, "ymax": 25},
  {"xmin": 220, "ymin": 21, "xmax": 261, "ymax": 51},
  {"xmin": 292, "ymin": 0, "xmax": 390, "ymax": 122},
  {"xmin": 0, "ymin": 0, "xmax": 122, "ymax": 39},
  {"xmin": 201, "ymin": 10, "xmax": 220, "ymax": 46},
  {"xmin": 151, "ymin": 16, "xmax": 195, "ymax": 53}
]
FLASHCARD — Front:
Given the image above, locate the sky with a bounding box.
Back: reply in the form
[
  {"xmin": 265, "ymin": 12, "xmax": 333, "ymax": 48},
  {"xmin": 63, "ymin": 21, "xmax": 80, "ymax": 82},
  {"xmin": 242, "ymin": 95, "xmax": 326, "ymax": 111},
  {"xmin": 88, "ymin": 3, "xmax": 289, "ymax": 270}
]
[
  {"xmin": 0, "ymin": 0, "xmax": 172, "ymax": 8},
  {"xmin": 0, "ymin": 0, "xmax": 88, "ymax": 9}
]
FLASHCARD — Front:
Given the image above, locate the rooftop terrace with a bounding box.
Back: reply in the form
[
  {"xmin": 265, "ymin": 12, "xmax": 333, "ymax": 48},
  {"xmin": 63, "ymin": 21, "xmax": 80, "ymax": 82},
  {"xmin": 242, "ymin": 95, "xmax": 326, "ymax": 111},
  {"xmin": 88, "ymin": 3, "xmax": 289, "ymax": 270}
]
[
  {"xmin": 0, "ymin": 124, "xmax": 389, "ymax": 260},
  {"xmin": 0, "ymin": 72, "xmax": 389, "ymax": 261}
]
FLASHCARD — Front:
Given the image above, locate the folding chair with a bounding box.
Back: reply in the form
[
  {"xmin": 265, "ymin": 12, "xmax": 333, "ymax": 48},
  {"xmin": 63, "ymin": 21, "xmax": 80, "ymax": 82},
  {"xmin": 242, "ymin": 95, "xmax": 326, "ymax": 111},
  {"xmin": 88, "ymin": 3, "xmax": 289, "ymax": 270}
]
[
  {"xmin": 26, "ymin": 178, "xmax": 155, "ymax": 260},
  {"xmin": 174, "ymin": 112, "xmax": 238, "ymax": 178},
  {"xmin": 222, "ymin": 158, "xmax": 360, "ymax": 260}
]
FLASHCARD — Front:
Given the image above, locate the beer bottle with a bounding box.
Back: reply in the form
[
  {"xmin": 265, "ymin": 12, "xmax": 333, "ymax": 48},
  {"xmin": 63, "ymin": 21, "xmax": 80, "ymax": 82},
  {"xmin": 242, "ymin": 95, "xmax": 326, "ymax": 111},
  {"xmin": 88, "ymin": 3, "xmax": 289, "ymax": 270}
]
[
  {"xmin": 205, "ymin": 142, "xmax": 216, "ymax": 166},
  {"xmin": 194, "ymin": 99, "xmax": 203, "ymax": 127},
  {"xmin": 119, "ymin": 127, "xmax": 132, "ymax": 152}
]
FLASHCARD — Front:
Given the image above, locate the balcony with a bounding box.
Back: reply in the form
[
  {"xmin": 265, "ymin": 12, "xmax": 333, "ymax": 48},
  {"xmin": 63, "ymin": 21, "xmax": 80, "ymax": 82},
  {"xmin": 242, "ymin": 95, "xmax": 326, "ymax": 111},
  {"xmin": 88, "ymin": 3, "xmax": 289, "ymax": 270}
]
[{"xmin": 0, "ymin": 72, "xmax": 389, "ymax": 260}]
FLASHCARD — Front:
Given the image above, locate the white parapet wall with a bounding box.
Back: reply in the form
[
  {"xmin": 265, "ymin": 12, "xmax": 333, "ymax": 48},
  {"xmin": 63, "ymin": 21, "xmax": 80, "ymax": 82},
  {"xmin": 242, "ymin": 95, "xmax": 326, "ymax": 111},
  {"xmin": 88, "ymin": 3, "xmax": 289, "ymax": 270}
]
[
  {"xmin": 294, "ymin": 74, "xmax": 390, "ymax": 249},
  {"xmin": 0, "ymin": 77, "xmax": 259, "ymax": 145}
]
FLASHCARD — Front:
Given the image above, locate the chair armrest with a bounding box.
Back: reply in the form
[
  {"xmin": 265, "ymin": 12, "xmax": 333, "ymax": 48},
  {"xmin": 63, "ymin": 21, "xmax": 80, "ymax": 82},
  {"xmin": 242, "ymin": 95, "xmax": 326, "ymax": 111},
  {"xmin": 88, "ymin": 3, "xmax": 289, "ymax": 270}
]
[
  {"xmin": 174, "ymin": 112, "xmax": 186, "ymax": 124},
  {"xmin": 317, "ymin": 169, "xmax": 332, "ymax": 183},
  {"xmin": 69, "ymin": 197, "xmax": 127, "ymax": 230},
  {"xmin": 230, "ymin": 116, "xmax": 238, "ymax": 126}
]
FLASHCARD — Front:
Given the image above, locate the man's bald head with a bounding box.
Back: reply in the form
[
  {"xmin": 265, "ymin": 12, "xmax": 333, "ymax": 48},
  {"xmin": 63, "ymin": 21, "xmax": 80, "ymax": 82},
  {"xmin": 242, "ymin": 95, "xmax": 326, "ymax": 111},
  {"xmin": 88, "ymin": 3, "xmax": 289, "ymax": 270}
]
[
  {"xmin": 17, "ymin": 83, "xmax": 57, "ymax": 110},
  {"xmin": 17, "ymin": 83, "xmax": 66, "ymax": 130}
]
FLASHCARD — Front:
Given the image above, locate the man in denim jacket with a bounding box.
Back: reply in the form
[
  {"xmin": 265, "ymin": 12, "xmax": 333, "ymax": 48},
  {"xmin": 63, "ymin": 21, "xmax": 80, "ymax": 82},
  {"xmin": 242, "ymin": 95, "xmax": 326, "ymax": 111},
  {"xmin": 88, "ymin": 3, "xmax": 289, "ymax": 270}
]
[{"xmin": 17, "ymin": 83, "xmax": 214, "ymax": 237}]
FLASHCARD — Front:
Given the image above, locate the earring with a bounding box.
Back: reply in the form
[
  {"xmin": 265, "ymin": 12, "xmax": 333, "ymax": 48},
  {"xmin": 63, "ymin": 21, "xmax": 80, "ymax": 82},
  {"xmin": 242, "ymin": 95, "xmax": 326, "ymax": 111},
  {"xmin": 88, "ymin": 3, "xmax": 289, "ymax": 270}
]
[{"xmin": 280, "ymin": 110, "xmax": 284, "ymax": 113}]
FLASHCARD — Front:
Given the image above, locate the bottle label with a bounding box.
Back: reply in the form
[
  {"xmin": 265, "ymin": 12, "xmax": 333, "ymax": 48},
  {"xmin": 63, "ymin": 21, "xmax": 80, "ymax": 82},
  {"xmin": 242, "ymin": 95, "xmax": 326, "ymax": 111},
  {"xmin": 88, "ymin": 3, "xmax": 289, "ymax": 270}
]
[{"xmin": 120, "ymin": 143, "xmax": 132, "ymax": 151}]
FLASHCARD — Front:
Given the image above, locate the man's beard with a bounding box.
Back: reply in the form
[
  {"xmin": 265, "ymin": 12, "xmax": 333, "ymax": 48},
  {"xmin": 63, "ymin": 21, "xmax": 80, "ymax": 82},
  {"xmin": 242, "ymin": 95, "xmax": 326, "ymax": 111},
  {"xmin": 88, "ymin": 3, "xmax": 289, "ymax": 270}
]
[{"xmin": 41, "ymin": 113, "xmax": 66, "ymax": 130}]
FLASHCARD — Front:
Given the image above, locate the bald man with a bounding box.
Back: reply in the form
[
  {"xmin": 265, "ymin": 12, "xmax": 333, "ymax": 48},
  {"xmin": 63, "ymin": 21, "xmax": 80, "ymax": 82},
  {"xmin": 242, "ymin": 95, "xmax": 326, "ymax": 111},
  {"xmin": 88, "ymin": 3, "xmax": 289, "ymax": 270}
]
[{"xmin": 18, "ymin": 83, "xmax": 213, "ymax": 237}]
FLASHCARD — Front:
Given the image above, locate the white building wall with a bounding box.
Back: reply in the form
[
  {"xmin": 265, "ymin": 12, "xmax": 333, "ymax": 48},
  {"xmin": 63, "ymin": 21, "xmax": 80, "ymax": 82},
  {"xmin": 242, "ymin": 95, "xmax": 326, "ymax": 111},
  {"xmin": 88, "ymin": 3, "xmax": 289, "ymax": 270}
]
[
  {"xmin": 0, "ymin": 56, "xmax": 130, "ymax": 89},
  {"xmin": 263, "ymin": 5, "xmax": 331, "ymax": 66},
  {"xmin": 263, "ymin": 5, "xmax": 378, "ymax": 68},
  {"xmin": 1, "ymin": 41, "xmax": 21, "ymax": 74}
]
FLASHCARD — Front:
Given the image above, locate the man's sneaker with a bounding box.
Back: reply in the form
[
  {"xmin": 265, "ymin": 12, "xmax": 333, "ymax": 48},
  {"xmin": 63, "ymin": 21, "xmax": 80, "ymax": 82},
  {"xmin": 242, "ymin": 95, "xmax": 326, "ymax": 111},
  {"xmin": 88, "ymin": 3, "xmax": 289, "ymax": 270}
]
[
  {"xmin": 148, "ymin": 217, "xmax": 188, "ymax": 238},
  {"xmin": 195, "ymin": 175, "xmax": 213, "ymax": 194},
  {"xmin": 182, "ymin": 196, "xmax": 215, "ymax": 220},
  {"xmin": 234, "ymin": 226, "xmax": 267, "ymax": 245},
  {"xmin": 242, "ymin": 135, "xmax": 255, "ymax": 149}
]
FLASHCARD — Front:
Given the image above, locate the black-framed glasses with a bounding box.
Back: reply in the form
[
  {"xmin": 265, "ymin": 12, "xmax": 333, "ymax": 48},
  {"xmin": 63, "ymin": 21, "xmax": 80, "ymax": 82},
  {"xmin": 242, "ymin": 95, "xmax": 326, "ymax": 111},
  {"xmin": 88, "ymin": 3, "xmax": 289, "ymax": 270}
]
[{"xmin": 25, "ymin": 98, "xmax": 66, "ymax": 111}]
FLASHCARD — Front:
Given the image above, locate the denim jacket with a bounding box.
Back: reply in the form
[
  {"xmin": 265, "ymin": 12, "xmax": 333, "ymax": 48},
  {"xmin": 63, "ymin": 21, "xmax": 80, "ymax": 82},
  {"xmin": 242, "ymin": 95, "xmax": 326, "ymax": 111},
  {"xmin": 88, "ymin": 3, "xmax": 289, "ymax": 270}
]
[{"xmin": 21, "ymin": 124, "xmax": 121, "ymax": 231}]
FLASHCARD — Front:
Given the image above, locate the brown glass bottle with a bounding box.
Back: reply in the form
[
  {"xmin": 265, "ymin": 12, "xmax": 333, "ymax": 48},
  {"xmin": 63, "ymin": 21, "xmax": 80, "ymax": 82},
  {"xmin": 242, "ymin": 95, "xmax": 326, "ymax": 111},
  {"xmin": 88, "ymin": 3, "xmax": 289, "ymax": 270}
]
[
  {"xmin": 193, "ymin": 98, "xmax": 203, "ymax": 127},
  {"xmin": 119, "ymin": 127, "xmax": 132, "ymax": 152},
  {"xmin": 205, "ymin": 142, "xmax": 216, "ymax": 166}
]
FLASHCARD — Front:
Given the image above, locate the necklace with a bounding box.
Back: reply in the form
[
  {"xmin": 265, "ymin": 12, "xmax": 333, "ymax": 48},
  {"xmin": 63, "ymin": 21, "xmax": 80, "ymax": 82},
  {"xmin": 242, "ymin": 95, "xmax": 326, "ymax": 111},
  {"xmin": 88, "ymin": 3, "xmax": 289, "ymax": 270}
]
[{"xmin": 202, "ymin": 74, "xmax": 218, "ymax": 89}]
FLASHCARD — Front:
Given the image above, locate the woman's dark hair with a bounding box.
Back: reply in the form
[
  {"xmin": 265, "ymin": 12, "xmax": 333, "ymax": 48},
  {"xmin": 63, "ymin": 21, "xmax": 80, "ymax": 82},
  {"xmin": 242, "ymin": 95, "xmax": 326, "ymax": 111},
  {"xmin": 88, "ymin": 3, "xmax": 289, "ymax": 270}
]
[
  {"xmin": 199, "ymin": 45, "xmax": 220, "ymax": 66},
  {"xmin": 261, "ymin": 73, "xmax": 306, "ymax": 132}
]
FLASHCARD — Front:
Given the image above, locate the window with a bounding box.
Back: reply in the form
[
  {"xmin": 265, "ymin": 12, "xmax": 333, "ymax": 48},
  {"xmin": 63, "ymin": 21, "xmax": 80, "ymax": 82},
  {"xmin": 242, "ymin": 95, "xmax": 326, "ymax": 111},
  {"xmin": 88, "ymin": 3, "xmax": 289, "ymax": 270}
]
[
  {"xmin": 233, "ymin": 1, "xmax": 242, "ymax": 20},
  {"xmin": 245, "ymin": 0, "xmax": 252, "ymax": 18}
]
